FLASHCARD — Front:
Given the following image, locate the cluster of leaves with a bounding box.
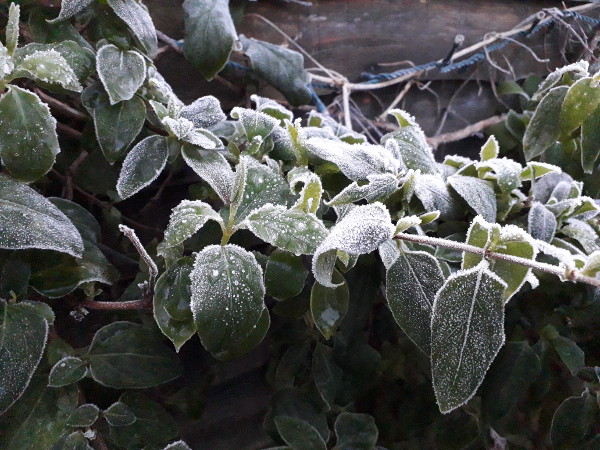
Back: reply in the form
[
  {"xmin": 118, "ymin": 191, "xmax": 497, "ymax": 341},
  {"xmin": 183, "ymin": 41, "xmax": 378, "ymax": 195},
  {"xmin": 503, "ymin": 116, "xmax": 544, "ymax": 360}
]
[{"xmin": 0, "ymin": 1, "xmax": 599, "ymax": 448}]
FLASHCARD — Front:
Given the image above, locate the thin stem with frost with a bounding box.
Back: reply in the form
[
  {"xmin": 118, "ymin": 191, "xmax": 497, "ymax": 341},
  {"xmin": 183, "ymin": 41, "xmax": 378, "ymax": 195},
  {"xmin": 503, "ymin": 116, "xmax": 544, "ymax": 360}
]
[{"xmin": 394, "ymin": 232, "xmax": 600, "ymax": 288}]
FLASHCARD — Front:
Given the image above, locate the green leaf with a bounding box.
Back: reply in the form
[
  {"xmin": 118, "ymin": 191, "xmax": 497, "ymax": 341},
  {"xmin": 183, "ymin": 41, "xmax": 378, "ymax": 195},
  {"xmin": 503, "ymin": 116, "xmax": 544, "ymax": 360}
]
[
  {"xmin": 559, "ymin": 77, "xmax": 600, "ymax": 137},
  {"xmin": 108, "ymin": 392, "xmax": 178, "ymax": 449},
  {"xmin": 431, "ymin": 261, "xmax": 506, "ymax": 414},
  {"xmin": 50, "ymin": 198, "xmax": 101, "ymax": 243},
  {"xmin": 269, "ymin": 389, "xmax": 330, "ymax": 443},
  {"xmin": 327, "ymin": 173, "xmax": 398, "ymax": 206},
  {"xmin": 162, "ymin": 200, "xmax": 224, "ymax": 249},
  {"xmin": 181, "ymin": 145, "xmax": 234, "ymax": 203},
  {"xmin": 6, "ymin": 3, "xmax": 19, "ymax": 54},
  {"xmin": 0, "ymin": 86, "xmax": 60, "ymax": 182},
  {"xmin": 265, "ymin": 250, "xmax": 308, "ymax": 300},
  {"xmin": 182, "ymin": 0, "xmax": 237, "ymax": 80},
  {"xmin": 523, "ymin": 86, "xmax": 568, "ymax": 160},
  {"xmin": 385, "ymin": 109, "xmax": 438, "ymax": 174},
  {"xmin": 532, "ymin": 61, "xmax": 588, "ymax": 101},
  {"xmin": 67, "ymin": 403, "xmax": 99, "ymax": 427},
  {"xmin": 116, "ymin": 135, "xmax": 171, "ymax": 200},
  {"xmin": 48, "ymin": 0, "xmax": 94, "ymax": 23},
  {"xmin": 0, "ymin": 300, "xmax": 49, "ymax": 414},
  {"xmin": 414, "ymin": 173, "xmax": 459, "ymax": 220},
  {"xmin": 551, "ymin": 390, "xmax": 598, "ymax": 450},
  {"xmin": 312, "ymin": 343, "xmax": 343, "ymax": 409},
  {"xmin": 103, "ymin": 401, "xmax": 136, "ymax": 427},
  {"xmin": 87, "ymin": 321, "xmax": 183, "ymax": 388},
  {"xmin": 240, "ymin": 35, "xmax": 311, "ymax": 106},
  {"xmin": 96, "ymin": 44, "xmax": 146, "ymax": 104},
  {"xmin": 231, "ymin": 107, "xmax": 280, "ymax": 142},
  {"xmin": 106, "ymin": 0, "xmax": 158, "ymax": 57},
  {"xmin": 274, "ymin": 416, "xmax": 327, "ymax": 450},
  {"xmin": 447, "ymin": 175, "xmax": 497, "ymax": 222},
  {"xmin": 386, "ymin": 248, "xmax": 444, "ymax": 354},
  {"xmin": 476, "ymin": 157, "xmax": 522, "ymax": 193},
  {"xmin": 310, "ymin": 269, "xmax": 349, "ymax": 339},
  {"xmin": 0, "ymin": 43, "xmax": 14, "ymax": 78},
  {"xmin": 12, "ymin": 49, "xmax": 82, "ymax": 91},
  {"xmin": 334, "ymin": 413, "xmax": 379, "ymax": 450},
  {"xmin": 549, "ymin": 334, "xmax": 585, "ymax": 374},
  {"xmin": 580, "ymin": 107, "xmax": 600, "ymax": 174},
  {"xmin": 288, "ymin": 168, "xmax": 322, "ymax": 214},
  {"xmin": 92, "ymin": 94, "xmax": 146, "ymax": 164},
  {"xmin": 582, "ymin": 251, "xmax": 600, "ymax": 277},
  {"xmin": 52, "ymin": 431, "xmax": 92, "ymax": 450},
  {"xmin": 313, "ymin": 203, "xmax": 394, "ymax": 287},
  {"xmin": 245, "ymin": 204, "xmax": 328, "ymax": 256},
  {"xmin": 153, "ymin": 258, "xmax": 196, "ymax": 351},
  {"xmin": 190, "ymin": 244, "xmax": 266, "ymax": 359},
  {"xmin": 48, "ymin": 356, "xmax": 87, "ymax": 387},
  {"xmin": 528, "ymin": 202, "xmax": 557, "ymax": 243},
  {"xmin": 0, "ymin": 175, "xmax": 84, "ymax": 257},
  {"xmin": 180, "ymin": 95, "xmax": 226, "ymax": 128},
  {"xmin": 164, "ymin": 441, "xmax": 193, "ymax": 450}
]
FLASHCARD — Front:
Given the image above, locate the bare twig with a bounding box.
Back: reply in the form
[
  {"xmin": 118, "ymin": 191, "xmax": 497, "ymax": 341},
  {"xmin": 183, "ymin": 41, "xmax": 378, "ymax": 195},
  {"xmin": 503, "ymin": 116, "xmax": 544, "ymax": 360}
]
[
  {"xmin": 35, "ymin": 88, "xmax": 87, "ymax": 120},
  {"xmin": 118, "ymin": 224, "xmax": 158, "ymax": 281},
  {"xmin": 56, "ymin": 122, "xmax": 83, "ymax": 140},
  {"xmin": 394, "ymin": 232, "xmax": 600, "ymax": 289},
  {"xmin": 427, "ymin": 114, "xmax": 507, "ymax": 149},
  {"xmin": 377, "ymin": 80, "xmax": 416, "ymax": 121},
  {"xmin": 63, "ymin": 150, "xmax": 89, "ymax": 200}
]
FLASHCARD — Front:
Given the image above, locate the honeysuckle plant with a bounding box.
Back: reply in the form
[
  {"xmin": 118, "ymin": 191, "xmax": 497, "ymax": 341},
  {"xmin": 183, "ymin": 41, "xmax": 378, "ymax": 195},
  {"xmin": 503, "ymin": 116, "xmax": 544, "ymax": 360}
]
[{"xmin": 1, "ymin": 1, "xmax": 599, "ymax": 449}]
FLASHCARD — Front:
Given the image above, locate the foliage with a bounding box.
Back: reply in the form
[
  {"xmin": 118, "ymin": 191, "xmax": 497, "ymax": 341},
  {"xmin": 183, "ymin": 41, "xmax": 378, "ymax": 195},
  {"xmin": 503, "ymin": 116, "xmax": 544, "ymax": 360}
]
[{"xmin": 0, "ymin": 1, "xmax": 599, "ymax": 448}]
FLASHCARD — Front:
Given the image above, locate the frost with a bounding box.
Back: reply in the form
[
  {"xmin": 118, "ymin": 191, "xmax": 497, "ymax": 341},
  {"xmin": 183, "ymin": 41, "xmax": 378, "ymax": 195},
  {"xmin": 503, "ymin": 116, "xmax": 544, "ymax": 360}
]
[
  {"xmin": 162, "ymin": 200, "xmax": 224, "ymax": 249},
  {"xmin": 164, "ymin": 440, "xmax": 193, "ymax": 450},
  {"xmin": 394, "ymin": 215, "xmax": 422, "ymax": 234},
  {"xmin": 180, "ymin": 95, "xmax": 226, "ymax": 129},
  {"xmin": 0, "ymin": 44, "xmax": 14, "ymax": 79},
  {"xmin": 533, "ymin": 60, "xmax": 589, "ymax": 101},
  {"xmin": 117, "ymin": 135, "xmax": 169, "ymax": 200},
  {"xmin": 521, "ymin": 161, "xmax": 562, "ymax": 181},
  {"xmin": 181, "ymin": 145, "xmax": 234, "ymax": 203},
  {"xmin": 476, "ymin": 157, "xmax": 522, "ymax": 193},
  {"xmin": 448, "ymin": 174, "xmax": 497, "ymax": 223},
  {"xmin": 97, "ymin": 44, "xmax": 146, "ymax": 105},
  {"xmin": 431, "ymin": 261, "xmax": 506, "ymax": 414},
  {"xmin": 0, "ymin": 174, "xmax": 84, "ymax": 257},
  {"xmin": 379, "ymin": 239, "xmax": 401, "ymax": 269},
  {"xmin": 251, "ymin": 94, "xmax": 293, "ymax": 122},
  {"xmin": 288, "ymin": 168, "xmax": 322, "ymax": 214},
  {"xmin": 326, "ymin": 173, "xmax": 398, "ymax": 206},
  {"xmin": 414, "ymin": 173, "xmax": 457, "ymax": 219},
  {"xmin": 480, "ymin": 135, "xmax": 499, "ymax": 161},
  {"xmin": 162, "ymin": 117, "xmax": 220, "ymax": 149},
  {"xmin": 244, "ymin": 203, "xmax": 329, "ymax": 255},
  {"xmin": 582, "ymin": 251, "xmax": 600, "ymax": 277},
  {"xmin": 313, "ymin": 202, "xmax": 395, "ymax": 287},
  {"xmin": 48, "ymin": 0, "xmax": 93, "ymax": 23},
  {"xmin": 528, "ymin": 202, "xmax": 557, "ymax": 243},
  {"xmin": 231, "ymin": 107, "xmax": 280, "ymax": 140},
  {"xmin": 561, "ymin": 219, "xmax": 600, "ymax": 253},
  {"xmin": 106, "ymin": 0, "xmax": 158, "ymax": 56},
  {"xmin": 15, "ymin": 49, "xmax": 82, "ymax": 91}
]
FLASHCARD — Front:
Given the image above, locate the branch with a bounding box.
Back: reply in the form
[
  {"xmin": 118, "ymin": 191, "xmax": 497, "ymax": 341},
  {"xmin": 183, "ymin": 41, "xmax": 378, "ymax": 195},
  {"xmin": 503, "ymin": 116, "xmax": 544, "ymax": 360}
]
[
  {"xmin": 426, "ymin": 114, "xmax": 507, "ymax": 149},
  {"xmin": 394, "ymin": 232, "xmax": 600, "ymax": 289},
  {"xmin": 79, "ymin": 299, "xmax": 152, "ymax": 310}
]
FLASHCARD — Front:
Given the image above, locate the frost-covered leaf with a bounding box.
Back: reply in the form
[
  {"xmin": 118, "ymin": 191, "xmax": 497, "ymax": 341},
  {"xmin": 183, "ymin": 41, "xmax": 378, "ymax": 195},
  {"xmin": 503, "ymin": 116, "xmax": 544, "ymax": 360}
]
[
  {"xmin": 153, "ymin": 258, "xmax": 196, "ymax": 351},
  {"xmin": 551, "ymin": 390, "xmax": 598, "ymax": 450},
  {"xmin": 12, "ymin": 49, "xmax": 82, "ymax": 91},
  {"xmin": 327, "ymin": 173, "xmax": 398, "ymax": 206},
  {"xmin": 245, "ymin": 204, "xmax": 328, "ymax": 255},
  {"xmin": 183, "ymin": 0, "xmax": 236, "ymax": 80},
  {"xmin": 231, "ymin": 156, "xmax": 289, "ymax": 226},
  {"xmin": 48, "ymin": 356, "xmax": 87, "ymax": 387},
  {"xmin": 448, "ymin": 174, "xmax": 497, "ymax": 222},
  {"xmin": 523, "ymin": 86, "xmax": 568, "ymax": 160},
  {"xmin": 67, "ymin": 403, "xmax": 99, "ymax": 427},
  {"xmin": 378, "ymin": 239, "xmax": 401, "ymax": 269},
  {"xmin": 191, "ymin": 245, "xmax": 266, "ymax": 359},
  {"xmin": 265, "ymin": 250, "xmax": 307, "ymax": 300},
  {"xmin": 334, "ymin": 413, "xmax": 379, "ymax": 450},
  {"xmin": 164, "ymin": 441, "xmax": 193, "ymax": 450},
  {"xmin": 97, "ymin": 44, "xmax": 146, "ymax": 105},
  {"xmin": 414, "ymin": 173, "xmax": 458, "ymax": 219},
  {"xmin": 528, "ymin": 202, "xmax": 557, "ymax": 243},
  {"xmin": 521, "ymin": 161, "xmax": 562, "ymax": 181},
  {"xmin": 116, "ymin": 135, "xmax": 171, "ymax": 200},
  {"xmin": 162, "ymin": 200, "xmax": 224, "ymax": 249},
  {"xmin": 532, "ymin": 61, "xmax": 588, "ymax": 101},
  {"xmin": 313, "ymin": 203, "xmax": 394, "ymax": 287},
  {"xmin": 180, "ymin": 95, "xmax": 226, "ymax": 129},
  {"xmin": 431, "ymin": 261, "xmax": 506, "ymax": 414},
  {"xmin": 0, "ymin": 300, "xmax": 48, "ymax": 414},
  {"xmin": 274, "ymin": 416, "xmax": 327, "ymax": 450},
  {"xmin": 480, "ymin": 135, "xmax": 499, "ymax": 161},
  {"xmin": 231, "ymin": 107, "xmax": 280, "ymax": 141},
  {"xmin": 92, "ymin": 93, "xmax": 146, "ymax": 164},
  {"xmin": 48, "ymin": 0, "xmax": 93, "ymax": 23},
  {"xmin": 561, "ymin": 218, "xmax": 600, "ymax": 253},
  {"xmin": 311, "ymin": 269, "xmax": 349, "ymax": 339},
  {"xmin": 0, "ymin": 175, "xmax": 84, "ymax": 257},
  {"xmin": 307, "ymin": 137, "xmax": 401, "ymax": 181},
  {"xmin": 476, "ymin": 157, "xmax": 522, "ymax": 193},
  {"xmin": 103, "ymin": 401, "xmax": 135, "ymax": 427},
  {"xmin": 107, "ymin": 0, "xmax": 157, "ymax": 56},
  {"xmin": 582, "ymin": 251, "xmax": 600, "ymax": 277},
  {"xmin": 6, "ymin": 3, "xmax": 19, "ymax": 54},
  {"xmin": 289, "ymin": 168, "xmax": 322, "ymax": 214},
  {"xmin": 252, "ymin": 94, "xmax": 294, "ymax": 122},
  {"xmin": 87, "ymin": 321, "xmax": 183, "ymax": 388},
  {"xmin": 182, "ymin": 146, "xmax": 233, "ymax": 204},
  {"xmin": 162, "ymin": 117, "xmax": 221, "ymax": 149},
  {"xmin": 240, "ymin": 35, "xmax": 311, "ymax": 106},
  {"xmin": 559, "ymin": 77, "xmax": 600, "ymax": 136},
  {"xmin": 0, "ymin": 44, "xmax": 14, "ymax": 79},
  {"xmin": 580, "ymin": 107, "xmax": 600, "ymax": 174},
  {"xmin": 386, "ymin": 248, "xmax": 444, "ymax": 354},
  {"xmin": 394, "ymin": 215, "xmax": 421, "ymax": 234},
  {"xmin": 0, "ymin": 86, "xmax": 60, "ymax": 182}
]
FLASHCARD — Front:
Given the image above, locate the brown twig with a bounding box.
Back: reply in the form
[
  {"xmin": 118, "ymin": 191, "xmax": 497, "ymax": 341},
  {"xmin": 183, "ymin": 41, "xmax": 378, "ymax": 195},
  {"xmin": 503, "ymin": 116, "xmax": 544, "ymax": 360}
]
[
  {"xmin": 34, "ymin": 88, "xmax": 88, "ymax": 121},
  {"xmin": 427, "ymin": 114, "xmax": 507, "ymax": 149},
  {"xmin": 56, "ymin": 122, "xmax": 83, "ymax": 140},
  {"xmin": 64, "ymin": 150, "xmax": 89, "ymax": 200}
]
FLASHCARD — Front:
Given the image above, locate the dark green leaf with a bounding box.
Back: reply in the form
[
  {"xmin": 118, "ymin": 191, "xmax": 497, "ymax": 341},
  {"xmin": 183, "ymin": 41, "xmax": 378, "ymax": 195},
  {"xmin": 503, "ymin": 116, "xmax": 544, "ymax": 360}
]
[
  {"xmin": 312, "ymin": 343, "xmax": 342, "ymax": 409},
  {"xmin": 265, "ymin": 250, "xmax": 307, "ymax": 300},
  {"xmin": 48, "ymin": 356, "xmax": 87, "ymax": 388},
  {"xmin": 523, "ymin": 86, "xmax": 568, "ymax": 160},
  {"xmin": 0, "ymin": 255, "xmax": 30, "ymax": 300},
  {"xmin": 231, "ymin": 107, "xmax": 280, "ymax": 142},
  {"xmin": 213, "ymin": 306, "xmax": 270, "ymax": 361},
  {"xmin": 162, "ymin": 200, "xmax": 223, "ymax": 249},
  {"xmin": 0, "ymin": 300, "xmax": 49, "ymax": 414},
  {"xmin": 414, "ymin": 173, "xmax": 459, "ymax": 220},
  {"xmin": 551, "ymin": 390, "xmax": 598, "ymax": 450},
  {"xmin": 528, "ymin": 202, "xmax": 557, "ymax": 243},
  {"xmin": 103, "ymin": 401, "xmax": 136, "ymax": 427},
  {"xmin": 274, "ymin": 416, "xmax": 327, "ymax": 450},
  {"xmin": 183, "ymin": 0, "xmax": 236, "ymax": 80},
  {"xmin": 311, "ymin": 269, "xmax": 349, "ymax": 339},
  {"xmin": 51, "ymin": 431, "xmax": 92, "ymax": 450},
  {"xmin": 327, "ymin": 173, "xmax": 398, "ymax": 206},
  {"xmin": 87, "ymin": 321, "xmax": 183, "ymax": 388},
  {"xmin": 49, "ymin": 198, "xmax": 101, "ymax": 243},
  {"xmin": 431, "ymin": 262, "xmax": 506, "ymax": 414},
  {"xmin": 109, "ymin": 392, "xmax": 177, "ymax": 449},
  {"xmin": 560, "ymin": 77, "xmax": 600, "ymax": 137},
  {"xmin": 116, "ymin": 135, "xmax": 171, "ymax": 200},
  {"xmin": 580, "ymin": 107, "xmax": 600, "ymax": 174},
  {"xmin": 269, "ymin": 389, "xmax": 330, "ymax": 443},
  {"xmin": 447, "ymin": 175, "xmax": 496, "ymax": 222},
  {"xmin": 190, "ymin": 244, "xmax": 266, "ymax": 359},
  {"xmin": 67, "ymin": 404, "xmax": 99, "ymax": 427},
  {"xmin": 106, "ymin": 0, "xmax": 157, "ymax": 56},
  {"xmin": 334, "ymin": 413, "xmax": 379, "ymax": 450},
  {"xmin": 181, "ymin": 144, "xmax": 234, "ymax": 203},
  {"xmin": 550, "ymin": 335, "xmax": 585, "ymax": 374},
  {"xmin": 0, "ymin": 86, "xmax": 60, "ymax": 182},
  {"xmin": 96, "ymin": 44, "xmax": 146, "ymax": 104},
  {"xmin": 240, "ymin": 35, "xmax": 312, "ymax": 106},
  {"xmin": 48, "ymin": 0, "xmax": 94, "ymax": 23},
  {"xmin": 386, "ymin": 248, "xmax": 444, "ymax": 354}
]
